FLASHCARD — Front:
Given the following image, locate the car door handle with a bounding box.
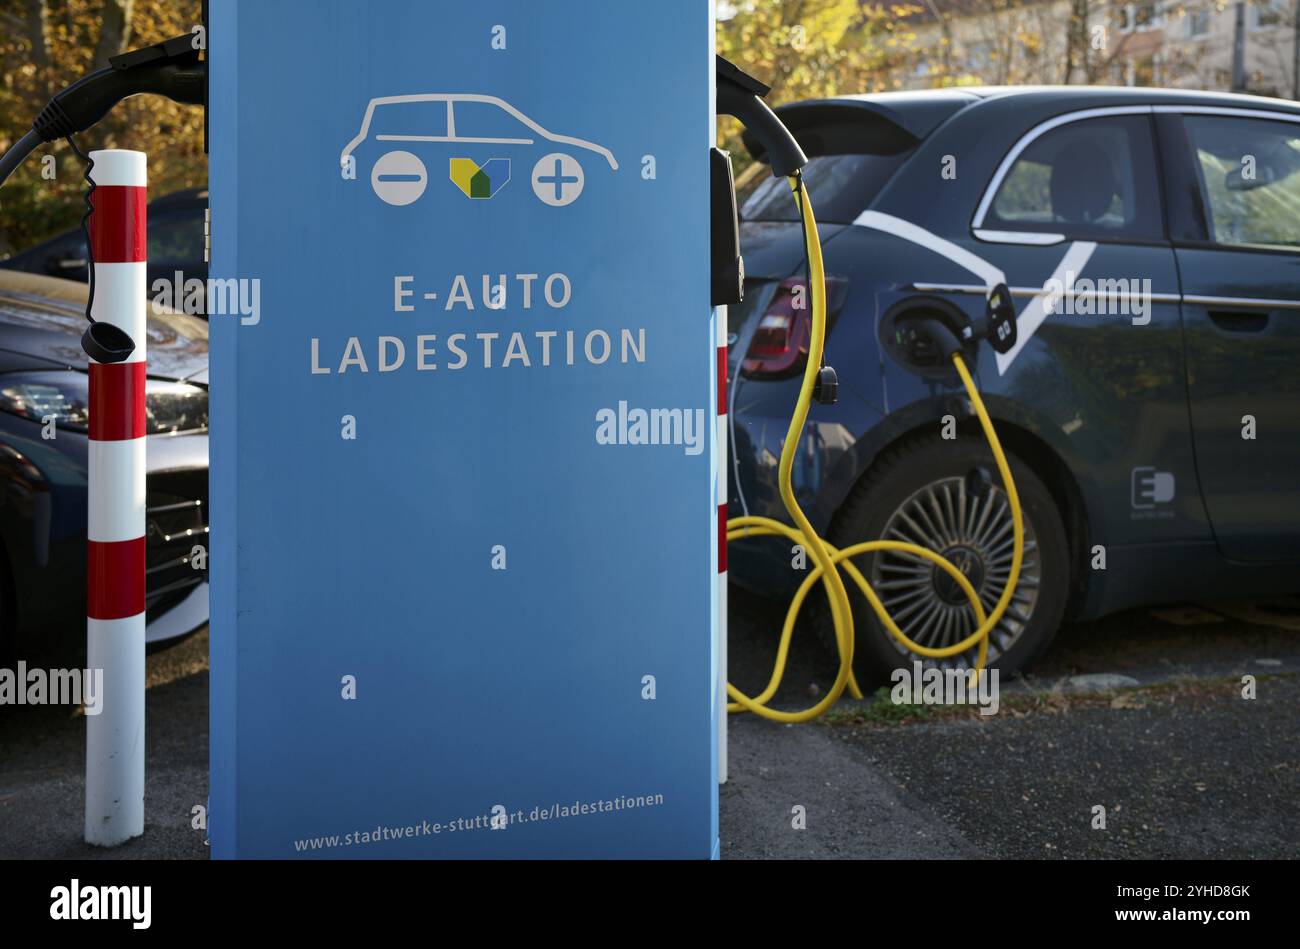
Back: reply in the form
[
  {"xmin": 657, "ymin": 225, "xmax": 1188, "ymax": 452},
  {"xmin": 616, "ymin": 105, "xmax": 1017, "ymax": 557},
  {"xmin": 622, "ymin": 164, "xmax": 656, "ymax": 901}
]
[{"xmin": 1208, "ymin": 309, "xmax": 1270, "ymax": 333}]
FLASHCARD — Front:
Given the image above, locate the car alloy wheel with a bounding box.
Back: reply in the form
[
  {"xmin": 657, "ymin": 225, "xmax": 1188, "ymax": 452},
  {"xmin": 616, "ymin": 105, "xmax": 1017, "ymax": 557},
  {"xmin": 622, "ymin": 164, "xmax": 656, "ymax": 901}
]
[{"xmin": 870, "ymin": 474, "xmax": 1041, "ymax": 670}]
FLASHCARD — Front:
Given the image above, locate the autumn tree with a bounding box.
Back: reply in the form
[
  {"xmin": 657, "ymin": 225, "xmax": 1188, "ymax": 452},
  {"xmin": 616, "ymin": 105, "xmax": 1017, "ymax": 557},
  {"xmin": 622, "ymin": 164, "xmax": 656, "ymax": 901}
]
[
  {"xmin": 716, "ymin": 0, "xmax": 918, "ymax": 166},
  {"xmin": 0, "ymin": 0, "xmax": 206, "ymax": 254}
]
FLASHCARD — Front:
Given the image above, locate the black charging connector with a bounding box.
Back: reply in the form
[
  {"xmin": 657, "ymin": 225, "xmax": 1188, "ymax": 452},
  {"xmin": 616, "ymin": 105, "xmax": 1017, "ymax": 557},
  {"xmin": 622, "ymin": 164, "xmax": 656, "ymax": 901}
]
[
  {"xmin": 716, "ymin": 55, "xmax": 808, "ymax": 179},
  {"xmin": 899, "ymin": 316, "xmax": 964, "ymax": 366},
  {"xmin": 711, "ymin": 55, "xmax": 808, "ymax": 310},
  {"xmin": 711, "ymin": 147, "xmax": 744, "ymax": 307},
  {"xmin": 0, "ymin": 32, "xmax": 205, "ymax": 191},
  {"xmin": 33, "ymin": 34, "xmax": 204, "ymax": 144},
  {"xmin": 884, "ymin": 280, "xmax": 1022, "ymax": 380}
]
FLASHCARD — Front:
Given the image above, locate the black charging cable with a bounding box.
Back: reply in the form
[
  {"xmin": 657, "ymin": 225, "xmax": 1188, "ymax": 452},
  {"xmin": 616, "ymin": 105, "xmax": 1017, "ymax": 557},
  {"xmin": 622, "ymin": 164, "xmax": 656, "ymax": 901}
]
[{"xmin": 63, "ymin": 135, "xmax": 98, "ymax": 328}]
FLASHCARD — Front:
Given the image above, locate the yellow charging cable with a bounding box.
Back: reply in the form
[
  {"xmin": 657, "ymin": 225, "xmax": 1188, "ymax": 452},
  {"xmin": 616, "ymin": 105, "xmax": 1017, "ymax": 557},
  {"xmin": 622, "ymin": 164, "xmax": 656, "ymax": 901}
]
[{"xmin": 726, "ymin": 174, "xmax": 1024, "ymax": 723}]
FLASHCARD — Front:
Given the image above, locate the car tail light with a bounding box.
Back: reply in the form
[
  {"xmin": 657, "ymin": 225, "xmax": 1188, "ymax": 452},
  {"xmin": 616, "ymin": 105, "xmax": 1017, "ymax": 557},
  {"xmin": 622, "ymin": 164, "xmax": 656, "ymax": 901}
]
[{"xmin": 742, "ymin": 274, "xmax": 848, "ymax": 378}]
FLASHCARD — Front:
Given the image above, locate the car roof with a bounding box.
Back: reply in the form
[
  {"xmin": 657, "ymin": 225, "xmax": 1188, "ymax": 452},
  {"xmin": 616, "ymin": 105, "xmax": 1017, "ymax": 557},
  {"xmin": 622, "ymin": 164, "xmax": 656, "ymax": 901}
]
[
  {"xmin": 760, "ymin": 85, "xmax": 1300, "ymax": 161},
  {"xmin": 812, "ymin": 85, "xmax": 1300, "ymax": 120},
  {"xmin": 958, "ymin": 84, "xmax": 1300, "ymax": 108}
]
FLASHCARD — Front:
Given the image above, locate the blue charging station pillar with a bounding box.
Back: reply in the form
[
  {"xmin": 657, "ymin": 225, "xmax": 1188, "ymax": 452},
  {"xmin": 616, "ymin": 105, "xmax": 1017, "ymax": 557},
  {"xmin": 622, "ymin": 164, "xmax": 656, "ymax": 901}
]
[{"xmin": 208, "ymin": 1, "xmax": 719, "ymax": 858}]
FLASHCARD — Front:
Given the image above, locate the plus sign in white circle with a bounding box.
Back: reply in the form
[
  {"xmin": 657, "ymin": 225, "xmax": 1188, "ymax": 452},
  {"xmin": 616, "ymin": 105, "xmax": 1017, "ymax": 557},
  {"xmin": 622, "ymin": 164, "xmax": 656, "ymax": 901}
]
[
  {"xmin": 531, "ymin": 153, "xmax": 584, "ymax": 206},
  {"xmin": 371, "ymin": 151, "xmax": 427, "ymax": 206}
]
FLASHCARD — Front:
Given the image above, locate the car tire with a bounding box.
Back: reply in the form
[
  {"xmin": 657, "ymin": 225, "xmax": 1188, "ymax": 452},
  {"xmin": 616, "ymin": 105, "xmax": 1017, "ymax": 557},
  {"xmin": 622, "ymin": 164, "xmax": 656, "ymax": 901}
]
[{"xmin": 819, "ymin": 433, "xmax": 1070, "ymax": 684}]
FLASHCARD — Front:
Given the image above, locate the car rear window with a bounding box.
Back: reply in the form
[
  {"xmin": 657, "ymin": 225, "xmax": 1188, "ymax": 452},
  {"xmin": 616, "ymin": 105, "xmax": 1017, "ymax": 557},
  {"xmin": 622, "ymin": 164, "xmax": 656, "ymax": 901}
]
[{"xmin": 739, "ymin": 151, "xmax": 914, "ymax": 224}]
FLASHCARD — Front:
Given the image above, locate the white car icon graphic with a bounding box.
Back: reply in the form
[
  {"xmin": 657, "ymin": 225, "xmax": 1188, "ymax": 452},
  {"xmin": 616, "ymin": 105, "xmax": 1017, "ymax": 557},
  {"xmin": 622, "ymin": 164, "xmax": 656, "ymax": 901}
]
[{"xmin": 340, "ymin": 93, "xmax": 618, "ymax": 206}]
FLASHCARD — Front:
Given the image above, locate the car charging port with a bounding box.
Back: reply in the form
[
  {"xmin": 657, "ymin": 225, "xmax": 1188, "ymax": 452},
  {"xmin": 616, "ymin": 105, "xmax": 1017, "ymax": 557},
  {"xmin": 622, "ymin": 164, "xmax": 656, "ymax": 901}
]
[
  {"xmin": 882, "ymin": 284, "xmax": 1021, "ymax": 379},
  {"xmin": 880, "ymin": 298, "xmax": 975, "ymax": 380},
  {"xmin": 899, "ymin": 316, "xmax": 961, "ymax": 366}
]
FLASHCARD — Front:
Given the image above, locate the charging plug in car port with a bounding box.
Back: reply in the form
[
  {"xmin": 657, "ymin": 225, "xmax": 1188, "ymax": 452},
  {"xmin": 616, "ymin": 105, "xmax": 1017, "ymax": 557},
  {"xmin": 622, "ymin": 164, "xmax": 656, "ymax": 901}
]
[
  {"xmin": 894, "ymin": 313, "xmax": 964, "ymax": 370},
  {"xmin": 882, "ymin": 284, "xmax": 1018, "ymax": 380}
]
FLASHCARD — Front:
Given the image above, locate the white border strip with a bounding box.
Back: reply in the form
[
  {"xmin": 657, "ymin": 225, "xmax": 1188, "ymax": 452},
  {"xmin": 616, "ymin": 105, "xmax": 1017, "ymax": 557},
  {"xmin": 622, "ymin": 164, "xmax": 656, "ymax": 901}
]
[
  {"xmin": 88, "ymin": 149, "xmax": 147, "ymax": 188},
  {"xmin": 87, "ymin": 439, "xmax": 148, "ymax": 543},
  {"xmin": 86, "ymin": 613, "xmax": 146, "ymax": 843},
  {"xmin": 854, "ymin": 210, "xmax": 1007, "ymax": 289},
  {"xmin": 994, "ymin": 241, "xmax": 1097, "ymax": 375},
  {"xmin": 89, "ymin": 263, "xmax": 147, "ymax": 362}
]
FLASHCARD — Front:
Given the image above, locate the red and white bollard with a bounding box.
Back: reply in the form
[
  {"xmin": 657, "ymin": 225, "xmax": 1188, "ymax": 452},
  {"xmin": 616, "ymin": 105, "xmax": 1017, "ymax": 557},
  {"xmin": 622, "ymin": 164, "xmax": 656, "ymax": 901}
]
[
  {"xmin": 84, "ymin": 149, "xmax": 147, "ymax": 847},
  {"xmin": 716, "ymin": 309, "xmax": 728, "ymax": 785}
]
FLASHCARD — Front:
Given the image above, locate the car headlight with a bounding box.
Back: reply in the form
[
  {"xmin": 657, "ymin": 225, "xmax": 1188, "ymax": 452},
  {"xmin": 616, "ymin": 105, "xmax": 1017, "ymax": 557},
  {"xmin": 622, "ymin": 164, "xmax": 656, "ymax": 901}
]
[
  {"xmin": 143, "ymin": 379, "xmax": 209, "ymax": 434},
  {"xmin": 0, "ymin": 371, "xmax": 208, "ymax": 435}
]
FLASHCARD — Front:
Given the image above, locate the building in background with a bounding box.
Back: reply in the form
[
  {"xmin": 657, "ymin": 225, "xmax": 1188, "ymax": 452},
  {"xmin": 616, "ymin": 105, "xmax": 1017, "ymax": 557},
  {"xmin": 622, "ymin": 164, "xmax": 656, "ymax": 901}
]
[{"xmin": 884, "ymin": 1, "xmax": 1300, "ymax": 97}]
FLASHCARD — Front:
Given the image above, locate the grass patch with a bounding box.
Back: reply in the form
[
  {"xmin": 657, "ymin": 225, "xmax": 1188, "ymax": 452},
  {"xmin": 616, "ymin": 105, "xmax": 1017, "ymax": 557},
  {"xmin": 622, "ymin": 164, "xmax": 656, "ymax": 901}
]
[{"xmin": 818, "ymin": 672, "xmax": 1294, "ymax": 729}]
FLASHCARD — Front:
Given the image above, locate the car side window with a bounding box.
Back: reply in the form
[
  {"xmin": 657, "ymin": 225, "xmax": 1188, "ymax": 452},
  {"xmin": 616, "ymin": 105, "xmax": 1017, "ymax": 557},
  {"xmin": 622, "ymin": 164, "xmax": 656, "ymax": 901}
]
[
  {"xmin": 1183, "ymin": 115, "xmax": 1300, "ymax": 249},
  {"xmin": 148, "ymin": 210, "xmax": 204, "ymax": 264},
  {"xmin": 985, "ymin": 115, "xmax": 1163, "ymax": 241}
]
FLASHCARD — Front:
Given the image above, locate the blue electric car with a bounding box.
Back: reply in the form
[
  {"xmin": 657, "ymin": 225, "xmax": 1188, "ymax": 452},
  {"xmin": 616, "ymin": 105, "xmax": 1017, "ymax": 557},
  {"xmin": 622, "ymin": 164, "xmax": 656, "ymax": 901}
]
[{"xmin": 727, "ymin": 86, "xmax": 1300, "ymax": 680}]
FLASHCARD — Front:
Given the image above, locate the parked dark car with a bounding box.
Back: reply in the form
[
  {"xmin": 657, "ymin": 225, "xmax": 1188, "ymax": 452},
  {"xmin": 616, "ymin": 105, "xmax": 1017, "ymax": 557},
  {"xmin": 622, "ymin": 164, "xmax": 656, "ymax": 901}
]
[
  {"xmin": 0, "ymin": 270, "xmax": 208, "ymax": 668},
  {"xmin": 0, "ymin": 187, "xmax": 207, "ymax": 303},
  {"xmin": 728, "ymin": 86, "xmax": 1300, "ymax": 680}
]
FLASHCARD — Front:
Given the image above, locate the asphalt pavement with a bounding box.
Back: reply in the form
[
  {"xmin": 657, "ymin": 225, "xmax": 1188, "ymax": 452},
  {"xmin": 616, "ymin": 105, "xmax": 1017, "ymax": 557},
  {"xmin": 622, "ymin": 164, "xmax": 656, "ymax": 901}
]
[
  {"xmin": 0, "ymin": 630, "xmax": 209, "ymax": 859},
  {"xmin": 2, "ymin": 592, "xmax": 1297, "ymax": 859},
  {"xmin": 721, "ymin": 589, "xmax": 1300, "ymax": 859}
]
